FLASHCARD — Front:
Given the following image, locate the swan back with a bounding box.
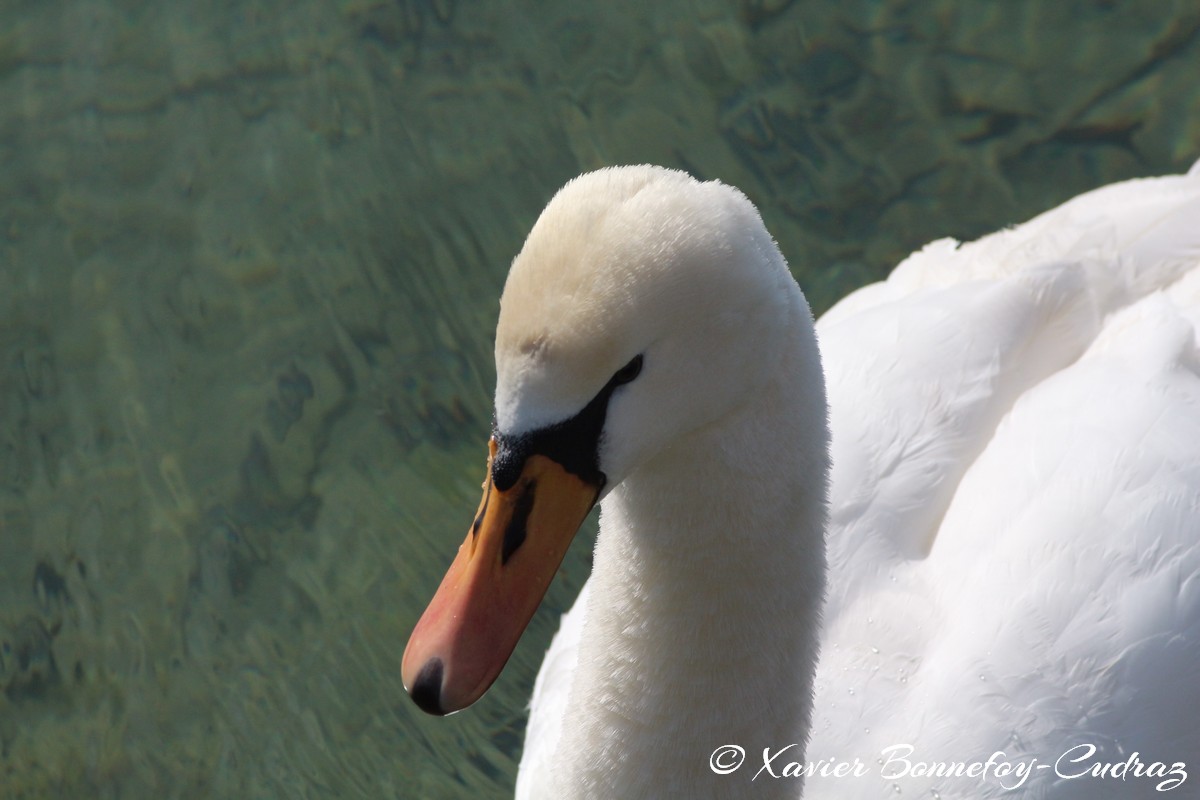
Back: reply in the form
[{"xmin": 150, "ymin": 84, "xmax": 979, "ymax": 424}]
[{"xmin": 807, "ymin": 163, "xmax": 1200, "ymax": 798}]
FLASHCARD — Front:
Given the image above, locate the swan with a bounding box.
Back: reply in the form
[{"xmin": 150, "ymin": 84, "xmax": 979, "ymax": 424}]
[{"xmin": 401, "ymin": 163, "xmax": 1200, "ymax": 799}]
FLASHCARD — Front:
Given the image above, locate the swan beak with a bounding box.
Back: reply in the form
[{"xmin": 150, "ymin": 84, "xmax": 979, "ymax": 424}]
[{"xmin": 401, "ymin": 437, "xmax": 600, "ymax": 715}]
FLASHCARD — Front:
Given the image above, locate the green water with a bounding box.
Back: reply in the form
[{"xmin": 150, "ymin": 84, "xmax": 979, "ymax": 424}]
[{"xmin": 1, "ymin": 1, "xmax": 1196, "ymax": 797}]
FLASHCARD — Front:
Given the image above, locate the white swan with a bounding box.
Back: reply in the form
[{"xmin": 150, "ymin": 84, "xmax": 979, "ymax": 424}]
[{"xmin": 401, "ymin": 163, "xmax": 1200, "ymax": 799}]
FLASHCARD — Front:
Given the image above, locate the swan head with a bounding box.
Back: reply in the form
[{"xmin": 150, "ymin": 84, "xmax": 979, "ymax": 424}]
[{"xmin": 402, "ymin": 165, "xmax": 805, "ymax": 715}]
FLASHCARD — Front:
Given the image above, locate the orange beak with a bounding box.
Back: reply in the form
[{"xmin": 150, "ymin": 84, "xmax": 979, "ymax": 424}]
[{"xmin": 401, "ymin": 437, "xmax": 600, "ymax": 715}]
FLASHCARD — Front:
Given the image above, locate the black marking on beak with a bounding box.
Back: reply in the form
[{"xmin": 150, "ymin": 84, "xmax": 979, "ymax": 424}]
[
  {"xmin": 501, "ymin": 480, "xmax": 536, "ymax": 564},
  {"xmin": 472, "ymin": 478, "xmax": 491, "ymax": 539},
  {"xmin": 491, "ymin": 354, "xmax": 644, "ymax": 493},
  {"xmin": 410, "ymin": 658, "xmax": 446, "ymax": 716}
]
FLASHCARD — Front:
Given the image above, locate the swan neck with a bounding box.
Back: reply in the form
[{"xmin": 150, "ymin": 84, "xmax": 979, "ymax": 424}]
[{"xmin": 557, "ymin": 299, "xmax": 829, "ymax": 799}]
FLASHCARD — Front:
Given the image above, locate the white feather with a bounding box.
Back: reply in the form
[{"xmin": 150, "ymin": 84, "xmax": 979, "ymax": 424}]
[{"xmin": 510, "ymin": 162, "xmax": 1200, "ymax": 799}]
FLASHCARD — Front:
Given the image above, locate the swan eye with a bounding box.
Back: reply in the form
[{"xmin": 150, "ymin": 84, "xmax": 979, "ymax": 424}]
[{"xmin": 611, "ymin": 355, "xmax": 643, "ymax": 387}]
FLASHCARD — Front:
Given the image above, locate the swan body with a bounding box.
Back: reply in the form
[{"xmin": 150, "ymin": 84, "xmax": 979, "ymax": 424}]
[
  {"xmin": 805, "ymin": 162, "xmax": 1200, "ymax": 799},
  {"xmin": 403, "ymin": 162, "xmax": 1200, "ymax": 800}
]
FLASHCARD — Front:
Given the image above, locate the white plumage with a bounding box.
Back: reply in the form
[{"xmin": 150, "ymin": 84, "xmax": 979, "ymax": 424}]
[
  {"xmin": 807, "ymin": 162, "xmax": 1200, "ymax": 799},
  {"xmin": 504, "ymin": 161, "xmax": 1200, "ymax": 799},
  {"xmin": 805, "ymin": 161, "xmax": 1200, "ymax": 799}
]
